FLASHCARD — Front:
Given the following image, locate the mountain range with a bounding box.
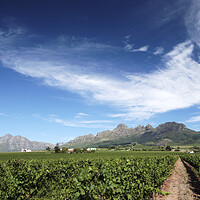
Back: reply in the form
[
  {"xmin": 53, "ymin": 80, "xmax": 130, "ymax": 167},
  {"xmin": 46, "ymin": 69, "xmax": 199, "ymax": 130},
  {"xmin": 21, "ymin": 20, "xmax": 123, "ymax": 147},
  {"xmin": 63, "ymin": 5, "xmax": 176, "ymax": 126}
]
[
  {"xmin": 1, "ymin": 122, "xmax": 199, "ymax": 152},
  {"xmin": 0, "ymin": 134, "xmax": 54, "ymax": 152},
  {"xmin": 65, "ymin": 122, "xmax": 200, "ymax": 148}
]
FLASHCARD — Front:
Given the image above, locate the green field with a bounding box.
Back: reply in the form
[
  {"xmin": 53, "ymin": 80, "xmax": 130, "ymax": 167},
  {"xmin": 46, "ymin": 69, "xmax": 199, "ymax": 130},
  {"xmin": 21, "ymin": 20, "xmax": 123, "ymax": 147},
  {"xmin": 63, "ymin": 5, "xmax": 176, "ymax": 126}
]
[
  {"xmin": 0, "ymin": 151, "xmax": 180, "ymax": 200},
  {"xmin": 180, "ymin": 153, "xmax": 200, "ymax": 175},
  {"xmin": 0, "ymin": 150, "xmax": 179, "ymax": 161}
]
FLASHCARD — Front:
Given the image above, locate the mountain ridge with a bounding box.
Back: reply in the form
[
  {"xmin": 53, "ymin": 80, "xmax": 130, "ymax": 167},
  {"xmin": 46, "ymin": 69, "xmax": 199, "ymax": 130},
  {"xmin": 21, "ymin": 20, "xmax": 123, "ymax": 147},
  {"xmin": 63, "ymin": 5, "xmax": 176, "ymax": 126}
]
[
  {"xmin": 65, "ymin": 122, "xmax": 200, "ymax": 148},
  {"xmin": 0, "ymin": 134, "xmax": 54, "ymax": 152}
]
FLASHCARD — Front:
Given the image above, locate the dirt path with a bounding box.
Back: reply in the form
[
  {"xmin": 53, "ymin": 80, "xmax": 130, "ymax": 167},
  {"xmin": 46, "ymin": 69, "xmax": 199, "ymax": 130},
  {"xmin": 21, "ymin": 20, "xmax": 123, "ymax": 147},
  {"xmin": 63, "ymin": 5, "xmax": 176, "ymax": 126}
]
[{"xmin": 155, "ymin": 158, "xmax": 200, "ymax": 200}]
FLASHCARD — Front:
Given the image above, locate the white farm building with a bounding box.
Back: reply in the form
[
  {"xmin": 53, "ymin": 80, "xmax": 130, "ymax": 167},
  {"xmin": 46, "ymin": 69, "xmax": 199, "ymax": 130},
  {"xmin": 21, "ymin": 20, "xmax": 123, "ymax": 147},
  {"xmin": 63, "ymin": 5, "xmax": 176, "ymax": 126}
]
[{"xmin": 21, "ymin": 149, "xmax": 32, "ymax": 152}]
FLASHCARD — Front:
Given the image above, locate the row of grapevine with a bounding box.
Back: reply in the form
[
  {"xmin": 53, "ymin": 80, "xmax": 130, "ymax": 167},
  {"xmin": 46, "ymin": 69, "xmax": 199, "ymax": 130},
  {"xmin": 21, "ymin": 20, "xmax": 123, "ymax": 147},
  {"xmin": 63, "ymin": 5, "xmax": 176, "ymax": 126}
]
[
  {"xmin": 0, "ymin": 155, "xmax": 178, "ymax": 200},
  {"xmin": 180, "ymin": 153, "xmax": 200, "ymax": 175}
]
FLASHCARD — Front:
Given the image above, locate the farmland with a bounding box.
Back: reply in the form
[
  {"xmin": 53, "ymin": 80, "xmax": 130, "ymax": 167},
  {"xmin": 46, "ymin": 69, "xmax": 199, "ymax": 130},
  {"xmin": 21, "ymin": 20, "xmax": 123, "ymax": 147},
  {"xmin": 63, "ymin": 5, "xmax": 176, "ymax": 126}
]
[
  {"xmin": 180, "ymin": 153, "xmax": 200, "ymax": 175},
  {"xmin": 0, "ymin": 151, "xmax": 178, "ymax": 199},
  {"xmin": 0, "ymin": 151, "xmax": 199, "ymax": 199},
  {"xmin": 0, "ymin": 150, "xmax": 178, "ymax": 161}
]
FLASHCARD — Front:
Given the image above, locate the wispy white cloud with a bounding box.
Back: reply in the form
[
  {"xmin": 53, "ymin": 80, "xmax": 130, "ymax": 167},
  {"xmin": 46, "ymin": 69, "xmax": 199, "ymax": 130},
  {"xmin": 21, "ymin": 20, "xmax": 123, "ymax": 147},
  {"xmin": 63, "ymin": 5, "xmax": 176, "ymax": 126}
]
[
  {"xmin": 80, "ymin": 120, "xmax": 112, "ymax": 124},
  {"xmin": 124, "ymin": 35, "xmax": 131, "ymax": 40},
  {"xmin": 32, "ymin": 112, "xmax": 112, "ymax": 128},
  {"xmin": 153, "ymin": 47, "xmax": 164, "ymax": 55},
  {"xmin": 123, "ymin": 36, "xmax": 149, "ymax": 53},
  {"xmin": 124, "ymin": 42, "xmax": 149, "ymax": 53},
  {"xmin": 32, "ymin": 113, "xmax": 42, "ymax": 118},
  {"xmin": 124, "ymin": 43, "xmax": 134, "ymax": 51},
  {"xmin": 186, "ymin": 115, "xmax": 200, "ymax": 122},
  {"xmin": 1, "ymin": 26, "xmax": 200, "ymax": 121},
  {"xmin": 75, "ymin": 112, "xmax": 89, "ymax": 118},
  {"xmin": 77, "ymin": 112, "xmax": 88, "ymax": 116},
  {"xmin": 153, "ymin": 1, "xmax": 187, "ymax": 27},
  {"xmin": 185, "ymin": 0, "xmax": 200, "ymax": 46},
  {"xmin": 0, "ymin": 113, "xmax": 6, "ymax": 116},
  {"xmin": 49, "ymin": 117, "xmax": 112, "ymax": 128},
  {"xmin": 132, "ymin": 45, "xmax": 149, "ymax": 52}
]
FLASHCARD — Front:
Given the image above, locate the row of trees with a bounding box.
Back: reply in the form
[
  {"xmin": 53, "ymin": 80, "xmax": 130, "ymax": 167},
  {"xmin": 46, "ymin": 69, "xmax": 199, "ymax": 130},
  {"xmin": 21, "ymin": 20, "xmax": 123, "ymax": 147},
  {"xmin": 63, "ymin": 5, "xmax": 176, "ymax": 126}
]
[
  {"xmin": 107, "ymin": 145, "xmax": 173, "ymax": 151},
  {"xmin": 54, "ymin": 146, "xmax": 68, "ymax": 153},
  {"xmin": 46, "ymin": 144, "xmax": 95, "ymax": 154}
]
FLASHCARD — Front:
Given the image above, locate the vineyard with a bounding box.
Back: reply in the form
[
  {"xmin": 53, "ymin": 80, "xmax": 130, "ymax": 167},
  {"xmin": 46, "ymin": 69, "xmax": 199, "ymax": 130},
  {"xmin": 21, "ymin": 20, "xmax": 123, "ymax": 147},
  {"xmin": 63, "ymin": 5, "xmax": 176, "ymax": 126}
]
[
  {"xmin": 180, "ymin": 153, "xmax": 200, "ymax": 175},
  {"xmin": 1, "ymin": 152, "xmax": 200, "ymax": 200},
  {"xmin": 0, "ymin": 150, "xmax": 178, "ymax": 161},
  {"xmin": 0, "ymin": 154, "xmax": 178, "ymax": 200}
]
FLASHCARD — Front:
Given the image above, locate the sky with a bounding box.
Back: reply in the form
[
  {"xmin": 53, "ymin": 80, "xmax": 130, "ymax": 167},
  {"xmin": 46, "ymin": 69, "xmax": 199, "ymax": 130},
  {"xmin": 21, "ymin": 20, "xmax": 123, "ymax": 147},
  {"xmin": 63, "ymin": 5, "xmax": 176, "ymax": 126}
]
[{"xmin": 0, "ymin": 0, "xmax": 200, "ymax": 144}]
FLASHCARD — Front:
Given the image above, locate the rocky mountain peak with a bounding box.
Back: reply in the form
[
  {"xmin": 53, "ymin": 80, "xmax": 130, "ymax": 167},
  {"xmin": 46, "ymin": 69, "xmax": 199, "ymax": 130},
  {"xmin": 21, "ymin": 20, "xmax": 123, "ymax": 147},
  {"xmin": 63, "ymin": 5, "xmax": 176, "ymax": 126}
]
[
  {"xmin": 0, "ymin": 134, "xmax": 54, "ymax": 152},
  {"xmin": 2, "ymin": 134, "xmax": 13, "ymax": 138},
  {"xmin": 134, "ymin": 125, "xmax": 145, "ymax": 132},
  {"xmin": 156, "ymin": 122, "xmax": 187, "ymax": 133},
  {"xmin": 113, "ymin": 123, "xmax": 129, "ymax": 132},
  {"xmin": 64, "ymin": 121, "xmax": 200, "ymax": 148},
  {"xmin": 68, "ymin": 134, "xmax": 95, "ymax": 144},
  {"xmin": 0, "ymin": 134, "xmax": 13, "ymax": 142},
  {"xmin": 145, "ymin": 124, "xmax": 153, "ymax": 130},
  {"xmin": 96, "ymin": 130, "xmax": 111, "ymax": 138}
]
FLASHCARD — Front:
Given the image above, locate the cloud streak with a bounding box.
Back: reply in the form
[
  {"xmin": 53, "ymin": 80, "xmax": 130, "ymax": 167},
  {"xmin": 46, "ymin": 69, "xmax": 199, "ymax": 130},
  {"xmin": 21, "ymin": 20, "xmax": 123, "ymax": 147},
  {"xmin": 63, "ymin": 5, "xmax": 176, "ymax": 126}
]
[
  {"xmin": 0, "ymin": 113, "xmax": 6, "ymax": 116},
  {"xmin": 124, "ymin": 42, "xmax": 149, "ymax": 53},
  {"xmin": 32, "ymin": 113, "xmax": 112, "ymax": 128},
  {"xmin": 185, "ymin": 0, "xmax": 200, "ymax": 45},
  {"xmin": 1, "ymin": 26, "xmax": 200, "ymax": 121},
  {"xmin": 186, "ymin": 115, "xmax": 200, "ymax": 123},
  {"xmin": 49, "ymin": 117, "xmax": 112, "ymax": 128},
  {"xmin": 75, "ymin": 113, "xmax": 89, "ymax": 118},
  {"xmin": 153, "ymin": 47, "xmax": 164, "ymax": 55}
]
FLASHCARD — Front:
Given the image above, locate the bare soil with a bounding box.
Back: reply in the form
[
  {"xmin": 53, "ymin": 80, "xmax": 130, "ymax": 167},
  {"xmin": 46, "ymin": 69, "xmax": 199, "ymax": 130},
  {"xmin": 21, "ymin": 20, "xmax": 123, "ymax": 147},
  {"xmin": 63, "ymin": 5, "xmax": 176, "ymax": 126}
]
[{"xmin": 155, "ymin": 158, "xmax": 200, "ymax": 200}]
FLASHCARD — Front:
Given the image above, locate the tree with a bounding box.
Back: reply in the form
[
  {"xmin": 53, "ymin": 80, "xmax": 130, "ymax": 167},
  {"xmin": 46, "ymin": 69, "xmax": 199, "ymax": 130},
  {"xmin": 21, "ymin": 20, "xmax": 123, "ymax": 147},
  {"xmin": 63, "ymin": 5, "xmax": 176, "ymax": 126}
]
[
  {"xmin": 74, "ymin": 148, "xmax": 81, "ymax": 154},
  {"xmin": 54, "ymin": 143, "xmax": 60, "ymax": 153},
  {"xmin": 62, "ymin": 147, "xmax": 68, "ymax": 153},
  {"xmin": 131, "ymin": 142, "xmax": 137, "ymax": 147},
  {"xmin": 175, "ymin": 146, "xmax": 180, "ymax": 151},
  {"xmin": 166, "ymin": 145, "xmax": 172, "ymax": 151},
  {"xmin": 82, "ymin": 148, "xmax": 88, "ymax": 153},
  {"xmin": 108, "ymin": 146, "xmax": 115, "ymax": 150},
  {"xmin": 115, "ymin": 147, "xmax": 120, "ymax": 151},
  {"xmin": 46, "ymin": 147, "xmax": 51, "ymax": 151}
]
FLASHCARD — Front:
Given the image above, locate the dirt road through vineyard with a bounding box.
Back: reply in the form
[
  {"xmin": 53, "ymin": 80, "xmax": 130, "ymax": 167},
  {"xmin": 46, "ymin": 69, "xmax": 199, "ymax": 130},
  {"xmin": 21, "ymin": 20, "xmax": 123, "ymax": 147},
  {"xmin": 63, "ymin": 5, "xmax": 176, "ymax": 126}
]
[{"xmin": 156, "ymin": 158, "xmax": 200, "ymax": 200}]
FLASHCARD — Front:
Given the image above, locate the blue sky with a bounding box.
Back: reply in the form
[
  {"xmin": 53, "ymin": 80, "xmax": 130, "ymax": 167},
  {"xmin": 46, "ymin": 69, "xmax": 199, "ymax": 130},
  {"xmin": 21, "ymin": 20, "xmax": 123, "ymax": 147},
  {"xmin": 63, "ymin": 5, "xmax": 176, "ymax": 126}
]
[{"xmin": 0, "ymin": 0, "xmax": 200, "ymax": 144}]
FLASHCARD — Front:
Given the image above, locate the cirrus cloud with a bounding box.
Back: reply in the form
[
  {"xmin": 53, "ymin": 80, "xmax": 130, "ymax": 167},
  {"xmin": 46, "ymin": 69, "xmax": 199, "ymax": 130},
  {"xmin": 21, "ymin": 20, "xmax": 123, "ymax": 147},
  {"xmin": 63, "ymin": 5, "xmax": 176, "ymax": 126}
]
[
  {"xmin": 0, "ymin": 26, "xmax": 200, "ymax": 121},
  {"xmin": 185, "ymin": 0, "xmax": 200, "ymax": 45},
  {"xmin": 153, "ymin": 47, "xmax": 164, "ymax": 55},
  {"xmin": 186, "ymin": 115, "xmax": 200, "ymax": 123}
]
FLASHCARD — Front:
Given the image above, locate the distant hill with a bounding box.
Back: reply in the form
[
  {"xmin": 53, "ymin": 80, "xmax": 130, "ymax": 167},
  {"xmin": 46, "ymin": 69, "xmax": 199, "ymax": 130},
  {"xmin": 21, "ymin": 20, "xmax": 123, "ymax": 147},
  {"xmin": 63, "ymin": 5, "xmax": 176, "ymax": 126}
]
[
  {"xmin": 0, "ymin": 134, "xmax": 54, "ymax": 152},
  {"xmin": 65, "ymin": 122, "xmax": 200, "ymax": 148}
]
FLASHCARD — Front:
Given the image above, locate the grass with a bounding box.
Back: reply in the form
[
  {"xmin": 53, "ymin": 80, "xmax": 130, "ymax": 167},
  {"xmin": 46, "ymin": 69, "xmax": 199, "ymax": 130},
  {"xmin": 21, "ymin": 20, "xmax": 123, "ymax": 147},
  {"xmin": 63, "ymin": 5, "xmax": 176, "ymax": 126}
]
[
  {"xmin": 171, "ymin": 144, "xmax": 200, "ymax": 150},
  {"xmin": 132, "ymin": 144, "xmax": 158, "ymax": 149},
  {"xmin": 0, "ymin": 150, "xmax": 179, "ymax": 161}
]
